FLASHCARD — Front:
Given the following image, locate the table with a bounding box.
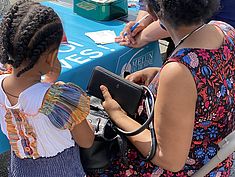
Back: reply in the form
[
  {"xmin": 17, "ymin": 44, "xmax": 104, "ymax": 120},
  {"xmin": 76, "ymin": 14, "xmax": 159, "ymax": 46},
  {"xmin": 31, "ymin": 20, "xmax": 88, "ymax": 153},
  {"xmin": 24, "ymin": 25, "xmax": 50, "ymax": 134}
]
[
  {"xmin": 43, "ymin": 1, "xmax": 162, "ymax": 90},
  {"xmin": 0, "ymin": 131, "xmax": 10, "ymax": 154}
]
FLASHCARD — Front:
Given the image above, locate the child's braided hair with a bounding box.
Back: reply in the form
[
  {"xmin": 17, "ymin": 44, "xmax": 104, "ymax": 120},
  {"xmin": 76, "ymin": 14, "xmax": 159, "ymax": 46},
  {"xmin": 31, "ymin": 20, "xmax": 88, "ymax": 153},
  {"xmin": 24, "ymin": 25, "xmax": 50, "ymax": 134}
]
[{"xmin": 0, "ymin": 0, "xmax": 63, "ymax": 77}]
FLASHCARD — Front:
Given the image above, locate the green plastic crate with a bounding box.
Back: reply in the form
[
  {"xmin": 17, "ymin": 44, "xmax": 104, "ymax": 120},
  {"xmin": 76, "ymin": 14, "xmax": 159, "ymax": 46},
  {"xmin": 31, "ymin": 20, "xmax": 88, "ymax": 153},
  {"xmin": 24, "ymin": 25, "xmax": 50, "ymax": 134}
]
[{"xmin": 73, "ymin": 0, "xmax": 128, "ymax": 21}]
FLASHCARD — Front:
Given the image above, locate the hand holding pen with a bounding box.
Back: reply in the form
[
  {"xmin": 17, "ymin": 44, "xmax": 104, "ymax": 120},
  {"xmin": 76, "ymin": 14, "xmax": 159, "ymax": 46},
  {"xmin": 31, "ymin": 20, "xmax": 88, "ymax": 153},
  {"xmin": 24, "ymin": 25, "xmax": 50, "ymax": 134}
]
[
  {"xmin": 115, "ymin": 14, "xmax": 150, "ymax": 46},
  {"xmin": 123, "ymin": 14, "xmax": 150, "ymax": 37}
]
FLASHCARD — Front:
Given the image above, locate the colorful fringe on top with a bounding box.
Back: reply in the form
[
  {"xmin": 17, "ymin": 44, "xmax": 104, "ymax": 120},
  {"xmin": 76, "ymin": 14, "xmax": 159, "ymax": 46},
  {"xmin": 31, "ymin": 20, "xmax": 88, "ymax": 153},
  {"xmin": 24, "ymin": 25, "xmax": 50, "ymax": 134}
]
[{"xmin": 40, "ymin": 82, "xmax": 90, "ymax": 130}]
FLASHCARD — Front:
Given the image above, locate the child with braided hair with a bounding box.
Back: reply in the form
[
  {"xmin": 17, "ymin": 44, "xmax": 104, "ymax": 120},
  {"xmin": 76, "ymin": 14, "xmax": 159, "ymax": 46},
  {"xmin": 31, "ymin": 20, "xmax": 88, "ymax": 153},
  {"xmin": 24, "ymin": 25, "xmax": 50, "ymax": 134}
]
[{"xmin": 0, "ymin": 1, "xmax": 94, "ymax": 176}]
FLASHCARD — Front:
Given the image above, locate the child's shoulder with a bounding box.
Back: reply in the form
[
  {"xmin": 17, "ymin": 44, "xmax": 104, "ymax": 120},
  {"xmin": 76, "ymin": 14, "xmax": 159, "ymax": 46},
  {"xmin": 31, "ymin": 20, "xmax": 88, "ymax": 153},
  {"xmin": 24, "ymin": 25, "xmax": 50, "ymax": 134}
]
[{"xmin": 40, "ymin": 82, "xmax": 90, "ymax": 130}]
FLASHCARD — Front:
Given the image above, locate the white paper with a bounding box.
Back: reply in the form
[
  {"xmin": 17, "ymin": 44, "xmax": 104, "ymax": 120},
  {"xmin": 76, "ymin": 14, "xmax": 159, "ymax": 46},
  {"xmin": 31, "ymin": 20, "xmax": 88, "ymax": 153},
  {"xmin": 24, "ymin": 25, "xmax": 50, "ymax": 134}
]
[
  {"xmin": 85, "ymin": 30, "xmax": 117, "ymax": 44},
  {"xmin": 91, "ymin": 0, "xmax": 116, "ymax": 3}
]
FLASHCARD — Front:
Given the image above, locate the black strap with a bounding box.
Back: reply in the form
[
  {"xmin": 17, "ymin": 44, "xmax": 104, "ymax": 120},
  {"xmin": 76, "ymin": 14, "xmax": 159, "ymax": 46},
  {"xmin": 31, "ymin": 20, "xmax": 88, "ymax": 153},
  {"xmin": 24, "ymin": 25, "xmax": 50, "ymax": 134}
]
[
  {"xmin": 115, "ymin": 86, "xmax": 155, "ymax": 136},
  {"xmin": 114, "ymin": 86, "xmax": 157, "ymax": 161}
]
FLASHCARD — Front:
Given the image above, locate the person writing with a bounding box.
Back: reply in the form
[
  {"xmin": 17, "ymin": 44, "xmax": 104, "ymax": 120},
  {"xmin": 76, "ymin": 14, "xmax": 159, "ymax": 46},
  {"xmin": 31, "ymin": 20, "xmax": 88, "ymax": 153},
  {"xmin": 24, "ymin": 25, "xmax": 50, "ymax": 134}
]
[
  {"xmin": 90, "ymin": 0, "xmax": 235, "ymax": 176},
  {"xmin": 0, "ymin": 1, "xmax": 94, "ymax": 176}
]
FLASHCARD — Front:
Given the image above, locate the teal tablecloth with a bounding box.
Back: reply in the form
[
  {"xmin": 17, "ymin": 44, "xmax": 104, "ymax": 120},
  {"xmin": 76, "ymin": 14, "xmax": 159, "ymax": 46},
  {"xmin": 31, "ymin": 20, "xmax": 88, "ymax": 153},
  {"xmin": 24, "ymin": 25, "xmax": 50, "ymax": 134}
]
[
  {"xmin": 43, "ymin": 1, "xmax": 162, "ymax": 89},
  {"xmin": 0, "ymin": 1, "xmax": 11, "ymax": 153},
  {"xmin": 0, "ymin": 129, "xmax": 10, "ymax": 154}
]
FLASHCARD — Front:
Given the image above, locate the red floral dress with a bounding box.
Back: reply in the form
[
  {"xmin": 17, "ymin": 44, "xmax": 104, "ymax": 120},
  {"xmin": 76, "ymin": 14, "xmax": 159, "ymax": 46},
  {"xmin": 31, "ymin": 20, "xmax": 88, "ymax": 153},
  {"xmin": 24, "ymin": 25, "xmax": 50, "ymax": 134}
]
[{"xmin": 88, "ymin": 21, "xmax": 235, "ymax": 177}]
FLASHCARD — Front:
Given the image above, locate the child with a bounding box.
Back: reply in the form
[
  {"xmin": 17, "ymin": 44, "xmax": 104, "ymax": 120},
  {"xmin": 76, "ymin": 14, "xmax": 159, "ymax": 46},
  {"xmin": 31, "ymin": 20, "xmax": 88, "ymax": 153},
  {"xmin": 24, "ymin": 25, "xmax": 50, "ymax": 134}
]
[{"xmin": 0, "ymin": 1, "xmax": 94, "ymax": 177}]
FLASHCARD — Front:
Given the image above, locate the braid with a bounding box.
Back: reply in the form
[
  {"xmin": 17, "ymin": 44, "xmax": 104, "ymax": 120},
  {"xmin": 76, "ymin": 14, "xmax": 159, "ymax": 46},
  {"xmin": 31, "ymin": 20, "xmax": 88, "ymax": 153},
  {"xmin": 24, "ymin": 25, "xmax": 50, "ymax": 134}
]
[
  {"xmin": 0, "ymin": 0, "xmax": 63, "ymax": 77},
  {"xmin": 0, "ymin": 0, "xmax": 35, "ymax": 66},
  {"xmin": 2, "ymin": 1, "xmax": 21, "ymax": 52},
  {"xmin": 0, "ymin": 26, "xmax": 10, "ymax": 65},
  {"xmin": 0, "ymin": 1, "xmax": 20, "ymax": 65},
  {"xmin": 14, "ymin": 6, "xmax": 58, "ymax": 67},
  {"xmin": 17, "ymin": 22, "xmax": 63, "ymax": 77},
  {"xmin": 16, "ymin": 62, "xmax": 34, "ymax": 77}
]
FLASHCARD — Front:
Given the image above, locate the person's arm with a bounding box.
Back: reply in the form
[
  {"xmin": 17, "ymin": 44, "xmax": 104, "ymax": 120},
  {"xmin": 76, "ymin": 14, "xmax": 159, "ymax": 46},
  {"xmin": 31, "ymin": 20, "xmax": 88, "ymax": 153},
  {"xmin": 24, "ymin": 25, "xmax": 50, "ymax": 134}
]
[
  {"xmin": 125, "ymin": 67, "xmax": 160, "ymax": 86},
  {"xmin": 136, "ymin": 10, "xmax": 153, "ymax": 27},
  {"xmin": 71, "ymin": 120, "xmax": 94, "ymax": 148},
  {"xmin": 119, "ymin": 20, "xmax": 170, "ymax": 48},
  {"xmin": 141, "ymin": 20, "xmax": 170, "ymax": 43},
  {"xmin": 100, "ymin": 62, "xmax": 197, "ymax": 172},
  {"xmin": 115, "ymin": 10, "xmax": 154, "ymax": 44}
]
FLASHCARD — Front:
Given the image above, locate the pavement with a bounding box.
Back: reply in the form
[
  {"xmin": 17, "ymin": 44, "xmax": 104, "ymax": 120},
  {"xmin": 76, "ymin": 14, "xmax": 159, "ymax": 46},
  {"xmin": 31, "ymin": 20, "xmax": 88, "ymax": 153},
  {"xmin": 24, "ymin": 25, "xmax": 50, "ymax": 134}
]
[{"xmin": 0, "ymin": 151, "xmax": 9, "ymax": 177}]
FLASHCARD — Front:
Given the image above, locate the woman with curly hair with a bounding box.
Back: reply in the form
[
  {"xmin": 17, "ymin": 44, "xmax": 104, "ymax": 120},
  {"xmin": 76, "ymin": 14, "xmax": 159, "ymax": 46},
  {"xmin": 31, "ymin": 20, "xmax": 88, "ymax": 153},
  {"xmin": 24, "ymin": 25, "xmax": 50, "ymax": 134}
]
[
  {"xmin": 116, "ymin": 0, "xmax": 235, "ymax": 61},
  {"xmin": 88, "ymin": 0, "xmax": 235, "ymax": 176},
  {"xmin": 0, "ymin": 1, "xmax": 94, "ymax": 176}
]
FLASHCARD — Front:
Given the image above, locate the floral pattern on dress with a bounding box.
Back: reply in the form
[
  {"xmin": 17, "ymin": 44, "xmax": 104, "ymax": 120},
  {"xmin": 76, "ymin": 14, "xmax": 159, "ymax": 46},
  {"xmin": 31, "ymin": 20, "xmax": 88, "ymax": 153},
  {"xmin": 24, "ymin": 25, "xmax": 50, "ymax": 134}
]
[{"xmin": 87, "ymin": 21, "xmax": 235, "ymax": 177}]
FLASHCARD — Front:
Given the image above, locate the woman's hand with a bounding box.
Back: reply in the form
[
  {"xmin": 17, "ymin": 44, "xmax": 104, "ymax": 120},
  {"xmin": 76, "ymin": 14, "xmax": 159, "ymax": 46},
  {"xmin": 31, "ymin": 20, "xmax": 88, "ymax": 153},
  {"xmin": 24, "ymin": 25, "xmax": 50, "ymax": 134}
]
[
  {"xmin": 115, "ymin": 30, "xmax": 150, "ymax": 48},
  {"xmin": 115, "ymin": 11, "xmax": 153, "ymax": 47},
  {"xmin": 126, "ymin": 67, "xmax": 160, "ymax": 86},
  {"xmin": 116, "ymin": 20, "xmax": 170, "ymax": 48},
  {"xmin": 115, "ymin": 21, "xmax": 146, "ymax": 46},
  {"xmin": 100, "ymin": 85, "xmax": 127, "ymax": 119}
]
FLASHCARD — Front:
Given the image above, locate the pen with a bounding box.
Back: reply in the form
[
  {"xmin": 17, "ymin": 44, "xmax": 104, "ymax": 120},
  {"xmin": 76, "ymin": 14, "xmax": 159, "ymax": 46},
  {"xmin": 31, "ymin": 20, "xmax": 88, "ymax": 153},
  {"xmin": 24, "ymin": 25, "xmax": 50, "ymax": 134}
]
[{"xmin": 123, "ymin": 14, "xmax": 149, "ymax": 37}]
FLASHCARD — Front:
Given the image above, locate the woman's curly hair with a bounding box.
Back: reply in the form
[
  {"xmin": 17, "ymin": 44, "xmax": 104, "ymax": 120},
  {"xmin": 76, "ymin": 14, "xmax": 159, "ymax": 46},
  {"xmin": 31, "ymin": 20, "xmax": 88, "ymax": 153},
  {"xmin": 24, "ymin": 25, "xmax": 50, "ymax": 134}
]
[
  {"xmin": 146, "ymin": 0, "xmax": 220, "ymax": 28},
  {"xmin": 0, "ymin": 0, "xmax": 63, "ymax": 77}
]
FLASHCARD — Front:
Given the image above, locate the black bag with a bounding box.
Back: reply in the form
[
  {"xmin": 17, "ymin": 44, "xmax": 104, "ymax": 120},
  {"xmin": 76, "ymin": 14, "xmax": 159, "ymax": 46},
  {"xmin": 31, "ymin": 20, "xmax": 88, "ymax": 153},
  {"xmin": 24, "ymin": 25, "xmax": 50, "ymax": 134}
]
[{"xmin": 80, "ymin": 97, "xmax": 128, "ymax": 173}]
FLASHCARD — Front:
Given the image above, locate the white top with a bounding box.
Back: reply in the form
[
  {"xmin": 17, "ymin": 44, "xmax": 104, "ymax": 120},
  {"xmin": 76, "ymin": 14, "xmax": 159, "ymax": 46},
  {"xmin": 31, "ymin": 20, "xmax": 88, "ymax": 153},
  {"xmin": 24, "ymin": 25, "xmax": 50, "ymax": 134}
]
[{"xmin": 0, "ymin": 74, "xmax": 89, "ymax": 159}]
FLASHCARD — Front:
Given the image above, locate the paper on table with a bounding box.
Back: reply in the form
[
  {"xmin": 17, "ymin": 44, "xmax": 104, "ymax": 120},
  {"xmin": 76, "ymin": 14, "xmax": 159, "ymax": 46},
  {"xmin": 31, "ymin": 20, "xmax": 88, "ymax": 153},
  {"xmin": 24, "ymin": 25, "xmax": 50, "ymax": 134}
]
[
  {"xmin": 85, "ymin": 30, "xmax": 117, "ymax": 44},
  {"xmin": 91, "ymin": 0, "xmax": 116, "ymax": 3}
]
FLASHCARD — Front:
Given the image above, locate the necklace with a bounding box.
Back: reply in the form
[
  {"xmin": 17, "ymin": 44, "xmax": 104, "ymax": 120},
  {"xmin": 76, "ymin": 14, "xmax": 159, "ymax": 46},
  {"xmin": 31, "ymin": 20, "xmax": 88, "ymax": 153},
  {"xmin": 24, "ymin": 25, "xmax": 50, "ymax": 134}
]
[
  {"xmin": 174, "ymin": 24, "xmax": 206, "ymax": 50},
  {"xmin": 1, "ymin": 78, "xmax": 41, "ymax": 98},
  {"xmin": 1, "ymin": 84, "xmax": 19, "ymax": 98},
  {"xmin": 3, "ymin": 90, "xmax": 19, "ymax": 98}
]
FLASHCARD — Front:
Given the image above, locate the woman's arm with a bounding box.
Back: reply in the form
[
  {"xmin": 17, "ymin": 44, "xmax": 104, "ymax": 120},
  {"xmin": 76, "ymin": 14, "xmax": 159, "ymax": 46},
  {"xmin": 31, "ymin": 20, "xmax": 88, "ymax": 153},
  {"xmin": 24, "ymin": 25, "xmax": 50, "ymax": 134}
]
[
  {"xmin": 116, "ymin": 10, "xmax": 153, "ymax": 45},
  {"xmin": 125, "ymin": 67, "xmax": 161, "ymax": 85},
  {"xmin": 118, "ymin": 20, "xmax": 170, "ymax": 48},
  {"xmin": 141, "ymin": 20, "xmax": 170, "ymax": 43},
  {"xmin": 101, "ymin": 62, "xmax": 197, "ymax": 172}
]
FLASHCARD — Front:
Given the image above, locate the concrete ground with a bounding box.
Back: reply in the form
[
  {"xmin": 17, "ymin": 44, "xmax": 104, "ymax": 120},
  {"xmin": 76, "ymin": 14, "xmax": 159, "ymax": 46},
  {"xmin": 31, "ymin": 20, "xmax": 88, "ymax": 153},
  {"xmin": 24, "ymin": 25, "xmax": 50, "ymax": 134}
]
[{"xmin": 0, "ymin": 151, "xmax": 10, "ymax": 177}]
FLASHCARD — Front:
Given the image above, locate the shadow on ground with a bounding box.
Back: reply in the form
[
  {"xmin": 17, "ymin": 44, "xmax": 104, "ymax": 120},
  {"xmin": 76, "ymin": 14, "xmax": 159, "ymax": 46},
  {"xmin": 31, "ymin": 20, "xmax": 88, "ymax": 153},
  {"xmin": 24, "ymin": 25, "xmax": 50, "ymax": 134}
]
[{"xmin": 0, "ymin": 151, "xmax": 10, "ymax": 177}]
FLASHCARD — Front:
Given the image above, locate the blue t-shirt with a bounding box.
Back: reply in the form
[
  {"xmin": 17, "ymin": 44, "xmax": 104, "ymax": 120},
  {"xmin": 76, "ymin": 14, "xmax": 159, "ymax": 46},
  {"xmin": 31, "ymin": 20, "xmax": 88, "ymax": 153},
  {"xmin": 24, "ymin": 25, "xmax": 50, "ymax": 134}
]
[{"xmin": 139, "ymin": 0, "xmax": 235, "ymax": 27}]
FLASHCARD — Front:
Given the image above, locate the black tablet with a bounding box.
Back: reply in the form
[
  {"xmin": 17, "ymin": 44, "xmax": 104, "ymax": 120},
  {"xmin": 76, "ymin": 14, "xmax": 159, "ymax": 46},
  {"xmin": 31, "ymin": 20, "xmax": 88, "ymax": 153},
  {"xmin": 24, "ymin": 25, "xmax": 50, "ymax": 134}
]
[{"xmin": 87, "ymin": 66, "xmax": 144, "ymax": 116}]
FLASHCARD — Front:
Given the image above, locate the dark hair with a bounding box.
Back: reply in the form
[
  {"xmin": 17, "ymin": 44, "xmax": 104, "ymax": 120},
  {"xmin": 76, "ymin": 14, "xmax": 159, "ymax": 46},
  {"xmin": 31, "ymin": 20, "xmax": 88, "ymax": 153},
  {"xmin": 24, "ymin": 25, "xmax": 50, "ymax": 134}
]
[
  {"xmin": 146, "ymin": 0, "xmax": 220, "ymax": 27},
  {"xmin": 0, "ymin": 0, "xmax": 63, "ymax": 77}
]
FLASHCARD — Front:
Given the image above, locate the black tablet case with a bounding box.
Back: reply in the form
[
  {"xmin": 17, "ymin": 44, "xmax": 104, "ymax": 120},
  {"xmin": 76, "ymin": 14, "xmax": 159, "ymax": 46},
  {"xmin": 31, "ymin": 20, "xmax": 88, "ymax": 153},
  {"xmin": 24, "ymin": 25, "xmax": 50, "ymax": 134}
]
[{"xmin": 87, "ymin": 66, "xmax": 144, "ymax": 115}]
